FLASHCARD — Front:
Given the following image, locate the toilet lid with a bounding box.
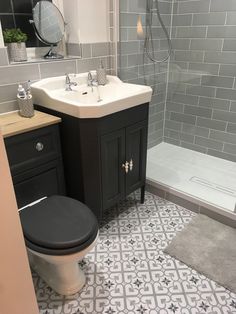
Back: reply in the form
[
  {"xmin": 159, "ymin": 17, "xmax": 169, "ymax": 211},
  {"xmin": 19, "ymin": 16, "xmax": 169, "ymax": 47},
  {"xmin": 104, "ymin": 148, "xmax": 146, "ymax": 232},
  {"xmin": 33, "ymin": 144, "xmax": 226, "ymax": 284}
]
[{"xmin": 20, "ymin": 195, "xmax": 98, "ymax": 250}]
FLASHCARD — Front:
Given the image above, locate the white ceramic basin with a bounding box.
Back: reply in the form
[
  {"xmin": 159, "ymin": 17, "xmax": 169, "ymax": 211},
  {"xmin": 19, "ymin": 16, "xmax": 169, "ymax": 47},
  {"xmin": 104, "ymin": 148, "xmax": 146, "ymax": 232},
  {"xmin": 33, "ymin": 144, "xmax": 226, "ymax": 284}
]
[{"xmin": 31, "ymin": 72, "xmax": 152, "ymax": 118}]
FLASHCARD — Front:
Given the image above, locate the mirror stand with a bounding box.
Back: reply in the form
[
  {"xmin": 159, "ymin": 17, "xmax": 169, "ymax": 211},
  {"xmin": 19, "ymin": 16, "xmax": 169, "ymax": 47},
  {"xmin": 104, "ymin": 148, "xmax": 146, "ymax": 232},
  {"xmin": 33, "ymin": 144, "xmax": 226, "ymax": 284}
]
[{"xmin": 44, "ymin": 45, "xmax": 64, "ymax": 59}]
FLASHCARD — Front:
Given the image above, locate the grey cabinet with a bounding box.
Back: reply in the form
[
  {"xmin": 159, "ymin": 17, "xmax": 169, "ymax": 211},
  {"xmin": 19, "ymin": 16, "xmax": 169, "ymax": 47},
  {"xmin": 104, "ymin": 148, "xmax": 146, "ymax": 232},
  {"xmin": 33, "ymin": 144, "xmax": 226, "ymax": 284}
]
[{"xmin": 4, "ymin": 124, "xmax": 65, "ymax": 208}]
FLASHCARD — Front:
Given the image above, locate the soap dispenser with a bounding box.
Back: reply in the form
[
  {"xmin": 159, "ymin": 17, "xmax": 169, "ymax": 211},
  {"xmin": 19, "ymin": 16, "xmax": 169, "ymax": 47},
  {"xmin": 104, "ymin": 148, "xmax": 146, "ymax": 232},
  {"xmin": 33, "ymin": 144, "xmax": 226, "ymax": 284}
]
[{"xmin": 96, "ymin": 60, "xmax": 107, "ymax": 85}]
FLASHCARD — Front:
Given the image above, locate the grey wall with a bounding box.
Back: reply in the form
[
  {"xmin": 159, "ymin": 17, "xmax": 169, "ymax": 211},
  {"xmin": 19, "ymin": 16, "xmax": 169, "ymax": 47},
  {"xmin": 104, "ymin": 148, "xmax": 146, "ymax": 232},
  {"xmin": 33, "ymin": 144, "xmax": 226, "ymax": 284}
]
[
  {"xmin": 0, "ymin": 43, "xmax": 113, "ymax": 113},
  {"xmin": 119, "ymin": 0, "xmax": 173, "ymax": 148},
  {"xmin": 165, "ymin": 0, "xmax": 236, "ymax": 162}
]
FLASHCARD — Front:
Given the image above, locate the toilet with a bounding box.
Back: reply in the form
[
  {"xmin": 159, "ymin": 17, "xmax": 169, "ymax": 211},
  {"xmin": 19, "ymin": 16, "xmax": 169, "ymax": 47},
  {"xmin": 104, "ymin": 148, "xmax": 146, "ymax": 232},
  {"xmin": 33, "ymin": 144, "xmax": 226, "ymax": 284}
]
[{"xmin": 19, "ymin": 195, "xmax": 99, "ymax": 296}]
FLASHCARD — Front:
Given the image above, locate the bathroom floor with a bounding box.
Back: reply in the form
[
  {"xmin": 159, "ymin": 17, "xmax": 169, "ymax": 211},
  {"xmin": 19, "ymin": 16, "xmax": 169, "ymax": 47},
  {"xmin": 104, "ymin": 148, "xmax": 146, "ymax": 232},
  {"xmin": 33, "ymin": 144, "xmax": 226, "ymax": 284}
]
[
  {"xmin": 147, "ymin": 143, "xmax": 236, "ymax": 213},
  {"xmin": 33, "ymin": 191, "xmax": 236, "ymax": 314}
]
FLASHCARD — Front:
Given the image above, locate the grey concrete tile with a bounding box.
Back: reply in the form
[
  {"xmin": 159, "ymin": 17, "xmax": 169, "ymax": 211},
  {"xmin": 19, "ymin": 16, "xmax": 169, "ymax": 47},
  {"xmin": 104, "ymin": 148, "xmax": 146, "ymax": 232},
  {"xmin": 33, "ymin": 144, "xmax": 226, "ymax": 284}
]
[
  {"xmin": 208, "ymin": 149, "xmax": 236, "ymax": 162},
  {"xmin": 192, "ymin": 12, "xmax": 226, "ymax": 25},
  {"xmin": 213, "ymin": 109, "xmax": 236, "ymax": 123},
  {"xmin": 227, "ymin": 123, "xmax": 236, "ymax": 134},
  {"xmin": 216, "ymin": 88, "xmax": 236, "ymax": 101},
  {"xmin": 179, "ymin": 0, "xmax": 210, "ymax": 14},
  {"xmin": 224, "ymin": 143, "xmax": 236, "ymax": 155},
  {"xmin": 201, "ymin": 75, "xmax": 234, "ymax": 88},
  {"xmin": 195, "ymin": 136, "xmax": 223, "ymax": 150},
  {"xmin": 219, "ymin": 64, "xmax": 236, "ymax": 77},
  {"xmin": 198, "ymin": 97, "xmax": 230, "ymax": 110},
  {"xmin": 181, "ymin": 141, "xmax": 207, "ymax": 154},
  {"xmin": 190, "ymin": 39, "xmax": 222, "ymax": 51},
  {"xmin": 170, "ymin": 112, "xmax": 196, "ymax": 125},
  {"xmin": 0, "ymin": 64, "xmax": 40, "ymax": 85},
  {"xmin": 39, "ymin": 60, "xmax": 77, "ymax": 79},
  {"xmin": 184, "ymin": 105, "xmax": 212, "ymax": 118},
  {"xmin": 182, "ymin": 123, "xmax": 209, "ymax": 137},
  {"xmin": 210, "ymin": 0, "xmax": 236, "ymax": 12},
  {"xmin": 197, "ymin": 117, "xmax": 227, "ymax": 131},
  {"xmin": 210, "ymin": 129, "xmax": 236, "ymax": 145},
  {"xmin": 165, "ymin": 192, "xmax": 200, "ymax": 213}
]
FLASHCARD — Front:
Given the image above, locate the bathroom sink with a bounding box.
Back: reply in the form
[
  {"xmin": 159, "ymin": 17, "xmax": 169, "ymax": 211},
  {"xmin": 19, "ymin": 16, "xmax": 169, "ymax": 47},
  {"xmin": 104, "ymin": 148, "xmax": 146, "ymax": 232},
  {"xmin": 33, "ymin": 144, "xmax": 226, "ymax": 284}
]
[{"xmin": 31, "ymin": 73, "xmax": 152, "ymax": 118}]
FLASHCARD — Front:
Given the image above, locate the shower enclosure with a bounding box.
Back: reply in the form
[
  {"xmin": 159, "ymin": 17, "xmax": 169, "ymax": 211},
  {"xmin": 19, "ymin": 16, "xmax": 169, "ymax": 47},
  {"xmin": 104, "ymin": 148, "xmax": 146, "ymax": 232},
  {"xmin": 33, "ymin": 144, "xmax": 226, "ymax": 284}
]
[{"xmin": 118, "ymin": 0, "xmax": 236, "ymax": 217}]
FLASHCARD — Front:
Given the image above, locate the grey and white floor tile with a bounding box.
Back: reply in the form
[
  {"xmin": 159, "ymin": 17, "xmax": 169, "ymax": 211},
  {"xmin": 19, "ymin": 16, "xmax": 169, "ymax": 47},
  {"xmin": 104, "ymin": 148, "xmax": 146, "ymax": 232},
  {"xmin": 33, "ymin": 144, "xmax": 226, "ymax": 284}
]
[{"xmin": 32, "ymin": 191, "xmax": 236, "ymax": 314}]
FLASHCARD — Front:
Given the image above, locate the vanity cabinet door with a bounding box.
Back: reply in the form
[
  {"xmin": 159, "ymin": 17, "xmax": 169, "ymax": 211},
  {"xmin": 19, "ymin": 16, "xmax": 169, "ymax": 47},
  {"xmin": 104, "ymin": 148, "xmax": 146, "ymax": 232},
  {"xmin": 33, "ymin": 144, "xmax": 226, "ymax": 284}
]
[
  {"xmin": 101, "ymin": 128, "xmax": 126, "ymax": 210},
  {"xmin": 125, "ymin": 120, "xmax": 147, "ymax": 195}
]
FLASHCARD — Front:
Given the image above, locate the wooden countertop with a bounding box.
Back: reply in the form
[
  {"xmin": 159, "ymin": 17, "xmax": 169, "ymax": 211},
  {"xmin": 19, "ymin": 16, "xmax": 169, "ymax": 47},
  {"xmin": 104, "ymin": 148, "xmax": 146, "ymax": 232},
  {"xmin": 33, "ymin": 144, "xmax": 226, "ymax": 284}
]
[{"xmin": 0, "ymin": 110, "xmax": 61, "ymax": 138}]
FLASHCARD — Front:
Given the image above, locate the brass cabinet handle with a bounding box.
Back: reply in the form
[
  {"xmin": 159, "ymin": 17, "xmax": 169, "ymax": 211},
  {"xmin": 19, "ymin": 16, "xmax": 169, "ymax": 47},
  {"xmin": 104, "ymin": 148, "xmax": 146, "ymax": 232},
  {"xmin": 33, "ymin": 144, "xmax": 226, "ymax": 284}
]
[
  {"xmin": 122, "ymin": 161, "xmax": 129, "ymax": 173},
  {"xmin": 129, "ymin": 158, "xmax": 133, "ymax": 171},
  {"xmin": 35, "ymin": 142, "xmax": 44, "ymax": 152}
]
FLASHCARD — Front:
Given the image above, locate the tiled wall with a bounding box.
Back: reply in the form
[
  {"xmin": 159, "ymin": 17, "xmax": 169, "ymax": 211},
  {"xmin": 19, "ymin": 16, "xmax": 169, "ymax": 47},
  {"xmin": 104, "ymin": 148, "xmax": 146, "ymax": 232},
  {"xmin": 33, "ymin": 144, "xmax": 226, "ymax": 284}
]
[
  {"xmin": 0, "ymin": 42, "xmax": 113, "ymax": 113},
  {"xmin": 118, "ymin": 0, "xmax": 173, "ymax": 147},
  {"xmin": 0, "ymin": 0, "xmax": 51, "ymax": 47},
  {"xmin": 165, "ymin": 0, "xmax": 236, "ymax": 162}
]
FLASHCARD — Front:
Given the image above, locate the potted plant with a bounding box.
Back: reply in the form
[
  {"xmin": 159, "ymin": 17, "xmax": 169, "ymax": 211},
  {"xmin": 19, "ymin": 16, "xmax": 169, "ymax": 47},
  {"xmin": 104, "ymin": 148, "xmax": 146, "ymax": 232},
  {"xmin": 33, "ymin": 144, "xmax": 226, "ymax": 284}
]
[{"xmin": 3, "ymin": 28, "xmax": 28, "ymax": 62}]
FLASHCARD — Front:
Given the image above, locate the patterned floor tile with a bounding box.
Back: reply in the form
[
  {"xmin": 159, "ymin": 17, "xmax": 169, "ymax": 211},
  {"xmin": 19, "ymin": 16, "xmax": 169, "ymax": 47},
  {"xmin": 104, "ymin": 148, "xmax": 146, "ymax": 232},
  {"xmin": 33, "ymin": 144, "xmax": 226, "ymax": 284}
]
[{"xmin": 32, "ymin": 191, "xmax": 236, "ymax": 314}]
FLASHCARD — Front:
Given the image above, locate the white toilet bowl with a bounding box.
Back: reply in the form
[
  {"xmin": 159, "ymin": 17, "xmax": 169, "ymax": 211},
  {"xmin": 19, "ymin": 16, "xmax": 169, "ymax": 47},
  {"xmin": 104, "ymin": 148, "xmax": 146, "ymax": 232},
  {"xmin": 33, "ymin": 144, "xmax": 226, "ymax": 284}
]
[{"xmin": 20, "ymin": 195, "xmax": 99, "ymax": 295}]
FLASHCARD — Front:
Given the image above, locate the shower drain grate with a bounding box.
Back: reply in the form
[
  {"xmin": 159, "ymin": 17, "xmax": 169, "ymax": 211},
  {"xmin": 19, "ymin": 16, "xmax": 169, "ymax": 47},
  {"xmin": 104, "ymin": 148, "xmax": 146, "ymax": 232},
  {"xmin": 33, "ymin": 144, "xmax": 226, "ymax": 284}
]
[{"xmin": 190, "ymin": 176, "xmax": 236, "ymax": 197}]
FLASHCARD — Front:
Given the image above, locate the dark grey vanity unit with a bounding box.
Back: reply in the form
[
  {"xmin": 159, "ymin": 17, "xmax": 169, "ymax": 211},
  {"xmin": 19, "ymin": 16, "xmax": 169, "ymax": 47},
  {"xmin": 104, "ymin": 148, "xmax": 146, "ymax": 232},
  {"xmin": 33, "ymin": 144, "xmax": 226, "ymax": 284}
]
[{"xmin": 37, "ymin": 103, "xmax": 149, "ymax": 218}]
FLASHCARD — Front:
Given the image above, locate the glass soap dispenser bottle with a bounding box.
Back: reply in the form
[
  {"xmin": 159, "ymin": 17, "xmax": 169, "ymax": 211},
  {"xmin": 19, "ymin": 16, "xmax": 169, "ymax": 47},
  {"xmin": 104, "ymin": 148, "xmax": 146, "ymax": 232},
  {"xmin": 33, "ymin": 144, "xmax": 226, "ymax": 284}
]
[{"xmin": 96, "ymin": 60, "xmax": 107, "ymax": 85}]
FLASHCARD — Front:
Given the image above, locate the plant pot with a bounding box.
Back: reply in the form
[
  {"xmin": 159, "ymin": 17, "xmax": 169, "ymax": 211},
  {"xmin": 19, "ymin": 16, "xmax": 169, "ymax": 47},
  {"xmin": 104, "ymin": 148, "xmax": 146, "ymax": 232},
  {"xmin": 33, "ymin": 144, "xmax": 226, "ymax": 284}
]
[{"xmin": 7, "ymin": 42, "xmax": 27, "ymax": 62}]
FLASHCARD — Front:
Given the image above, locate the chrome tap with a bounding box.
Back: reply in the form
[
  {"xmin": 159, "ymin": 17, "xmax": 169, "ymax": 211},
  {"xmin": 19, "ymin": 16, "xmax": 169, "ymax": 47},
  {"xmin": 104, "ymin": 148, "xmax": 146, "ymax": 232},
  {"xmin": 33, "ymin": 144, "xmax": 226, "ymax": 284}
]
[
  {"xmin": 87, "ymin": 71, "xmax": 98, "ymax": 87},
  {"xmin": 65, "ymin": 74, "xmax": 77, "ymax": 91}
]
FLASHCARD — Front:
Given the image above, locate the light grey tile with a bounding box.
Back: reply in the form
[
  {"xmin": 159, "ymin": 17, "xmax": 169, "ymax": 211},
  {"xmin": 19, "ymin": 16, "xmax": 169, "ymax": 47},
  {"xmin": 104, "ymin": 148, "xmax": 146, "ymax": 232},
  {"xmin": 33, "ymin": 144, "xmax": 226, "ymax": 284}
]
[
  {"xmin": 170, "ymin": 93, "xmax": 199, "ymax": 106},
  {"xmin": 195, "ymin": 136, "xmax": 223, "ymax": 150},
  {"xmin": 120, "ymin": 41, "xmax": 139, "ymax": 54},
  {"xmin": 224, "ymin": 143, "xmax": 236, "ymax": 155},
  {"xmin": 201, "ymin": 75, "xmax": 234, "ymax": 88},
  {"xmin": 207, "ymin": 26, "xmax": 236, "ymax": 38},
  {"xmin": 172, "ymin": 14, "xmax": 192, "ymax": 26},
  {"xmin": 170, "ymin": 39, "xmax": 190, "ymax": 50},
  {"xmin": 166, "ymin": 101, "xmax": 184, "ymax": 113},
  {"xmin": 198, "ymin": 97, "xmax": 230, "ymax": 110},
  {"xmin": 186, "ymin": 85, "xmax": 216, "ymax": 98},
  {"xmin": 165, "ymin": 119, "xmax": 182, "ymax": 131},
  {"xmin": 81, "ymin": 44, "xmax": 91, "ymax": 58},
  {"xmin": 0, "ymin": 64, "xmax": 40, "ymax": 85},
  {"xmin": 92, "ymin": 43, "xmax": 110, "ymax": 57},
  {"xmin": 182, "ymin": 123, "xmax": 209, "ymax": 137},
  {"xmin": 178, "ymin": 0, "xmax": 210, "ymax": 14},
  {"xmin": 216, "ymin": 88, "xmax": 236, "ymax": 101},
  {"xmin": 205, "ymin": 51, "xmax": 236, "ymax": 64},
  {"xmin": 164, "ymin": 136, "xmax": 181, "ymax": 146},
  {"xmin": 181, "ymin": 141, "xmax": 207, "ymax": 154},
  {"xmin": 0, "ymin": 84, "xmax": 18, "ymax": 103},
  {"xmin": 208, "ymin": 149, "xmax": 236, "ymax": 162},
  {"xmin": 174, "ymin": 50, "xmax": 204, "ymax": 63},
  {"xmin": 189, "ymin": 63, "xmax": 219, "ymax": 76},
  {"xmin": 39, "ymin": 60, "xmax": 77, "ymax": 79},
  {"xmin": 223, "ymin": 40, "xmax": 236, "ymax": 52},
  {"xmin": 230, "ymin": 102, "xmax": 236, "ymax": 112},
  {"xmin": 192, "ymin": 12, "xmax": 226, "ymax": 25},
  {"xmin": 190, "ymin": 39, "xmax": 222, "ymax": 51},
  {"xmin": 210, "ymin": 0, "xmax": 236, "ymax": 12},
  {"xmin": 197, "ymin": 117, "xmax": 227, "ymax": 131},
  {"xmin": 219, "ymin": 64, "xmax": 236, "ymax": 77},
  {"xmin": 67, "ymin": 43, "xmax": 82, "ymax": 57},
  {"xmin": 210, "ymin": 129, "xmax": 236, "ymax": 145},
  {"xmin": 176, "ymin": 27, "xmax": 207, "ymax": 38},
  {"xmin": 227, "ymin": 123, "xmax": 236, "ymax": 134},
  {"xmin": 170, "ymin": 112, "xmax": 196, "ymax": 125},
  {"xmin": 226, "ymin": 12, "xmax": 236, "ymax": 25},
  {"xmin": 213, "ymin": 109, "xmax": 236, "ymax": 123},
  {"xmin": 0, "ymin": 100, "xmax": 18, "ymax": 113},
  {"xmin": 184, "ymin": 105, "xmax": 212, "ymax": 118}
]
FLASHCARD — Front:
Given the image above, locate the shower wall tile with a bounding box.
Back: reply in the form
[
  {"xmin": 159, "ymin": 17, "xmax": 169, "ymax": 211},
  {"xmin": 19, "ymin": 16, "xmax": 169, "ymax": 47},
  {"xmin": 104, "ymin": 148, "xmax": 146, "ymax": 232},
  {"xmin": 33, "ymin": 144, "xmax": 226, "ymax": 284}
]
[
  {"xmin": 119, "ymin": 0, "xmax": 173, "ymax": 148},
  {"xmin": 165, "ymin": 0, "xmax": 236, "ymax": 162}
]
